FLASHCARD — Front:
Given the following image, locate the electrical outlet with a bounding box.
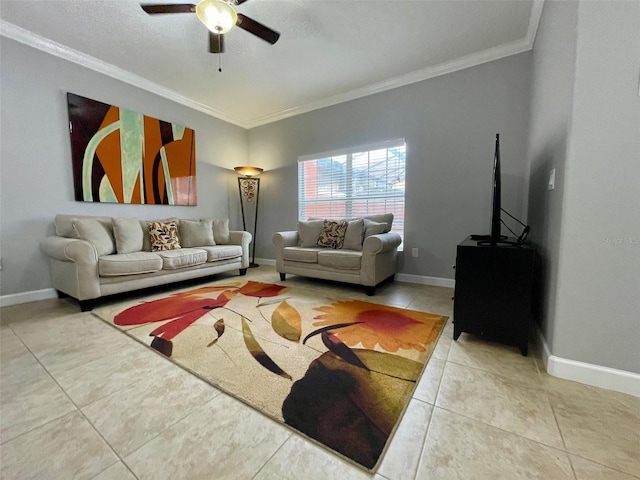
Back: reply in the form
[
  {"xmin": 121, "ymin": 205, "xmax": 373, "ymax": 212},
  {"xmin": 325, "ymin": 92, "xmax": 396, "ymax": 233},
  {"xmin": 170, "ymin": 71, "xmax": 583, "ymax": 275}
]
[{"xmin": 411, "ymin": 248, "xmax": 419, "ymax": 258}]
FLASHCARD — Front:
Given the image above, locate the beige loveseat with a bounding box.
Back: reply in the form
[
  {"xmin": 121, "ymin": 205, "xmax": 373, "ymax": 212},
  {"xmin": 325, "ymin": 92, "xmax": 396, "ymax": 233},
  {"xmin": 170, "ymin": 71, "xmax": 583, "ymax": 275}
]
[
  {"xmin": 272, "ymin": 214, "xmax": 401, "ymax": 295},
  {"xmin": 40, "ymin": 214, "xmax": 251, "ymax": 311}
]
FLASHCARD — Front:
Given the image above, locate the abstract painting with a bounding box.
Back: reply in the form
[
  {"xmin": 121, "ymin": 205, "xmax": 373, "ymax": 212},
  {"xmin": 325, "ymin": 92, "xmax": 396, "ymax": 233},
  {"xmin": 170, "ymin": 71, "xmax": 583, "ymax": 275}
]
[{"xmin": 66, "ymin": 92, "xmax": 197, "ymax": 205}]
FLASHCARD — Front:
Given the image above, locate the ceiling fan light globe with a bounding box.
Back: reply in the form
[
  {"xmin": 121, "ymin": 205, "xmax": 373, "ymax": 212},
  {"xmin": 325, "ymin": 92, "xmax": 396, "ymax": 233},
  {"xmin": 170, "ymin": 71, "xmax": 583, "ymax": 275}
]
[{"xmin": 196, "ymin": 0, "xmax": 237, "ymax": 35}]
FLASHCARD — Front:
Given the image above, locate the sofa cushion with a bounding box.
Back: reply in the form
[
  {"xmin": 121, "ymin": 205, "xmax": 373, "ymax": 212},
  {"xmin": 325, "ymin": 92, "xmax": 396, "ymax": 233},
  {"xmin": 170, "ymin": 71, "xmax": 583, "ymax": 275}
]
[
  {"xmin": 364, "ymin": 219, "xmax": 388, "ymax": 238},
  {"xmin": 297, "ymin": 220, "xmax": 325, "ymax": 248},
  {"xmin": 317, "ymin": 220, "xmax": 349, "ymax": 249},
  {"xmin": 363, "ymin": 213, "xmax": 393, "ymax": 233},
  {"xmin": 112, "ymin": 217, "xmax": 144, "ymax": 254},
  {"xmin": 212, "ymin": 219, "xmax": 231, "ymax": 244},
  {"xmin": 55, "ymin": 214, "xmax": 112, "ymax": 239},
  {"xmin": 282, "ymin": 247, "xmax": 323, "ymax": 263},
  {"xmin": 180, "ymin": 219, "xmax": 215, "ymax": 247},
  {"xmin": 342, "ymin": 218, "xmax": 365, "ymax": 251},
  {"xmin": 72, "ymin": 218, "xmax": 116, "ymax": 256},
  {"xmin": 157, "ymin": 248, "xmax": 207, "ymax": 270},
  {"xmin": 317, "ymin": 250, "xmax": 362, "ymax": 270},
  {"xmin": 149, "ymin": 221, "xmax": 181, "ymax": 251},
  {"xmin": 98, "ymin": 252, "xmax": 163, "ymax": 277},
  {"xmin": 198, "ymin": 245, "xmax": 243, "ymax": 262}
]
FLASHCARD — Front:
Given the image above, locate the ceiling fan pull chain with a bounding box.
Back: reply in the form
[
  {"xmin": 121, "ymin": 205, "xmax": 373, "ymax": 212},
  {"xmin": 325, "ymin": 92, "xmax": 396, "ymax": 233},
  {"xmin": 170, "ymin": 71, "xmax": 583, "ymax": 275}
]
[{"xmin": 217, "ymin": 34, "xmax": 222, "ymax": 72}]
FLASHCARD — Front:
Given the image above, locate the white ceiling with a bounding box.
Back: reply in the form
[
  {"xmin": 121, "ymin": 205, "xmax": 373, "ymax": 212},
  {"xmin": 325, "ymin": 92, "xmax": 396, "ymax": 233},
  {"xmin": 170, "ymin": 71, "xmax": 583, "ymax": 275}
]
[{"xmin": 0, "ymin": 0, "xmax": 543, "ymax": 128}]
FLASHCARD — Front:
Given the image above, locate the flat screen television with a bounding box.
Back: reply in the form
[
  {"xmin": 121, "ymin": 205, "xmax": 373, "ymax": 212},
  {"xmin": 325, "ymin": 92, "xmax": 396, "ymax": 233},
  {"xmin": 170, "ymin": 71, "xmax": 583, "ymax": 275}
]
[
  {"xmin": 489, "ymin": 133, "xmax": 502, "ymax": 242},
  {"xmin": 471, "ymin": 133, "xmax": 529, "ymax": 246}
]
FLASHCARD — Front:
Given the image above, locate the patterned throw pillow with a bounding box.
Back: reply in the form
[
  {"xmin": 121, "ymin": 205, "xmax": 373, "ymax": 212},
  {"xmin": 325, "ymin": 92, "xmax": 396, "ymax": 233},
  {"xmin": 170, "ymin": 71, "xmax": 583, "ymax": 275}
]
[
  {"xmin": 317, "ymin": 220, "xmax": 349, "ymax": 249},
  {"xmin": 149, "ymin": 221, "xmax": 181, "ymax": 251}
]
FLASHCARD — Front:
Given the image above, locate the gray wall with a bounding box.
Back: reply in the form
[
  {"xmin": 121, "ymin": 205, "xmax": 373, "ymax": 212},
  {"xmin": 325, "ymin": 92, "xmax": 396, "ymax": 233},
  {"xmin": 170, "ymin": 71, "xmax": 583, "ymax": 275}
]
[
  {"xmin": 526, "ymin": 0, "xmax": 578, "ymax": 361},
  {"xmin": 528, "ymin": 0, "xmax": 640, "ymax": 374},
  {"xmin": 249, "ymin": 53, "xmax": 532, "ymax": 279},
  {"xmin": 0, "ymin": 38, "xmax": 248, "ymax": 297},
  {"xmin": 555, "ymin": 1, "xmax": 639, "ymax": 373}
]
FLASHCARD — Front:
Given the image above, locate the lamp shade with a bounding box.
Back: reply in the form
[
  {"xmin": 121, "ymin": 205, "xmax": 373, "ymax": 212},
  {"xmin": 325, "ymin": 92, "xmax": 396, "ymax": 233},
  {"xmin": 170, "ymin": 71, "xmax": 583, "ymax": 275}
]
[
  {"xmin": 196, "ymin": 0, "xmax": 238, "ymax": 34},
  {"xmin": 234, "ymin": 166, "xmax": 264, "ymax": 177}
]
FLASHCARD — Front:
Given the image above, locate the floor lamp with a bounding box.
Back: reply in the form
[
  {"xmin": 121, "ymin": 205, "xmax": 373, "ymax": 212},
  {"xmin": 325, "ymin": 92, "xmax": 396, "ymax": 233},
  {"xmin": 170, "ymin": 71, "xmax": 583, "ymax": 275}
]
[{"xmin": 234, "ymin": 166, "xmax": 263, "ymax": 268}]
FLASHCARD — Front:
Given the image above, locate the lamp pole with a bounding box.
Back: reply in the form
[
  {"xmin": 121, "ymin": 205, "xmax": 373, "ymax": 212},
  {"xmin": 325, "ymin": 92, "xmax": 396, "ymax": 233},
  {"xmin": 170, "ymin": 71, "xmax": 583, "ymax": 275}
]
[{"xmin": 234, "ymin": 166, "xmax": 263, "ymax": 268}]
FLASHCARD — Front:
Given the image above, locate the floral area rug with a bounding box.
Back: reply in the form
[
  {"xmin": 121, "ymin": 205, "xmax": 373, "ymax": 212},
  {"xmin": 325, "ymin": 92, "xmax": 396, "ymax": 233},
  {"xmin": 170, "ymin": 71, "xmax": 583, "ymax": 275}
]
[{"xmin": 93, "ymin": 280, "xmax": 447, "ymax": 472}]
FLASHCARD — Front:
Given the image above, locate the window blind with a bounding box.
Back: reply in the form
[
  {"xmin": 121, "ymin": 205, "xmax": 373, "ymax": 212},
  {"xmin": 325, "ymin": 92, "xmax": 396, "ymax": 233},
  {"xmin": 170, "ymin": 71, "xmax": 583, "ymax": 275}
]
[{"xmin": 298, "ymin": 139, "xmax": 406, "ymax": 243}]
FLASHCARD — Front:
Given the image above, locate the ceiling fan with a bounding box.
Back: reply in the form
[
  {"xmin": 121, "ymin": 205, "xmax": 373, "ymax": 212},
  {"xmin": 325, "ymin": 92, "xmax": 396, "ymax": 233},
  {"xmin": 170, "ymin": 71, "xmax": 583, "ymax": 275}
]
[{"xmin": 140, "ymin": 0, "xmax": 280, "ymax": 55}]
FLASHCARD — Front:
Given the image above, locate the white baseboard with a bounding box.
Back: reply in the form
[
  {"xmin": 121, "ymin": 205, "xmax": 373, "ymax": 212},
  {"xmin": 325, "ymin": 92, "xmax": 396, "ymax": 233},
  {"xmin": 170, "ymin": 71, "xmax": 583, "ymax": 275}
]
[
  {"xmin": 0, "ymin": 288, "xmax": 58, "ymax": 308},
  {"xmin": 254, "ymin": 258, "xmax": 276, "ymax": 267},
  {"xmin": 396, "ymin": 273, "xmax": 455, "ymax": 289},
  {"xmin": 534, "ymin": 325, "xmax": 639, "ymax": 397}
]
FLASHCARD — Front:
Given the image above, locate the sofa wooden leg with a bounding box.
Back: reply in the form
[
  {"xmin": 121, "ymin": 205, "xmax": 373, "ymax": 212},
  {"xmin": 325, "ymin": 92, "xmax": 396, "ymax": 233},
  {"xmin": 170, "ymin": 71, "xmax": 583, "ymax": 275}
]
[
  {"xmin": 239, "ymin": 268, "xmax": 248, "ymax": 276},
  {"xmin": 279, "ymin": 273, "xmax": 286, "ymax": 281},
  {"xmin": 365, "ymin": 286, "xmax": 376, "ymax": 296},
  {"xmin": 79, "ymin": 299, "xmax": 94, "ymax": 312}
]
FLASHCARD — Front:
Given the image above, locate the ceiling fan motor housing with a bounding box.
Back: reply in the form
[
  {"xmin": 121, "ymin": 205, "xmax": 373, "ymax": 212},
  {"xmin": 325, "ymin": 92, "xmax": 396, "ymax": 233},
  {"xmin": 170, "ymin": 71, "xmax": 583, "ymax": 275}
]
[{"xmin": 140, "ymin": 0, "xmax": 280, "ymax": 51}]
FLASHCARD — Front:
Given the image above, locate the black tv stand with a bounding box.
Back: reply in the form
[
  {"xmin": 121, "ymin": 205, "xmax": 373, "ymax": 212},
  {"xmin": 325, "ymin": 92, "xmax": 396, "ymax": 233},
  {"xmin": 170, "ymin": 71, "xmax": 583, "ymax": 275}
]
[{"xmin": 452, "ymin": 236, "xmax": 536, "ymax": 355}]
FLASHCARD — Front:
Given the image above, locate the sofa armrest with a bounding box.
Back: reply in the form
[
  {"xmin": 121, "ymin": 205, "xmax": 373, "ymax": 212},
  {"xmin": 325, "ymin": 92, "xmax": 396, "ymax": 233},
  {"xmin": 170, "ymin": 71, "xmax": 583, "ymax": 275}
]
[
  {"xmin": 272, "ymin": 231, "xmax": 299, "ymax": 249},
  {"xmin": 360, "ymin": 232, "xmax": 401, "ymax": 287},
  {"xmin": 40, "ymin": 236, "xmax": 101, "ymax": 300},
  {"xmin": 272, "ymin": 231, "xmax": 299, "ymax": 272},
  {"xmin": 228, "ymin": 231, "xmax": 252, "ymax": 268},
  {"xmin": 40, "ymin": 236, "xmax": 98, "ymax": 264},
  {"xmin": 362, "ymin": 232, "xmax": 402, "ymax": 255}
]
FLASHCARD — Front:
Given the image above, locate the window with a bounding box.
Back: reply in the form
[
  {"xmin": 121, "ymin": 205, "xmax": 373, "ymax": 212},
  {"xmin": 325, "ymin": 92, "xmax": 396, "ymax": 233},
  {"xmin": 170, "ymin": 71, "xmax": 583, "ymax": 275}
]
[{"xmin": 298, "ymin": 139, "xmax": 406, "ymax": 244}]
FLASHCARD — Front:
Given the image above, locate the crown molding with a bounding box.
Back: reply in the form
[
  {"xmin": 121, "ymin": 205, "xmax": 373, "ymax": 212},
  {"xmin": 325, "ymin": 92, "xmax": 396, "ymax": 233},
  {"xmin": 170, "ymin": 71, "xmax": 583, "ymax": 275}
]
[
  {"xmin": 243, "ymin": 1, "xmax": 545, "ymax": 128},
  {"xmin": 243, "ymin": 38, "xmax": 531, "ymax": 128},
  {"xmin": 526, "ymin": 0, "xmax": 545, "ymax": 50},
  {"xmin": 1, "ymin": 1, "xmax": 545, "ymax": 130},
  {"xmin": 0, "ymin": 20, "xmax": 247, "ymax": 128}
]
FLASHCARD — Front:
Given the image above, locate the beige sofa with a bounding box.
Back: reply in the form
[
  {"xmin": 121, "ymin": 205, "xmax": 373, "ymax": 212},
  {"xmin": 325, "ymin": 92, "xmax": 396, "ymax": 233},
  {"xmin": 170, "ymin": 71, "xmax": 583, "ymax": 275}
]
[
  {"xmin": 272, "ymin": 214, "xmax": 401, "ymax": 295},
  {"xmin": 40, "ymin": 214, "xmax": 251, "ymax": 311}
]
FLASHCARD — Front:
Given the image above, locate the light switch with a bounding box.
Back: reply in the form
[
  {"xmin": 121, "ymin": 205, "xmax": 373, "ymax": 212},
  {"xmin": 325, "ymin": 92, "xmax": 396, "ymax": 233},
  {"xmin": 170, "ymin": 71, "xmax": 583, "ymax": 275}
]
[{"xmin": 548, "ymin": 168, "xmax": 556, "ymax": 190}]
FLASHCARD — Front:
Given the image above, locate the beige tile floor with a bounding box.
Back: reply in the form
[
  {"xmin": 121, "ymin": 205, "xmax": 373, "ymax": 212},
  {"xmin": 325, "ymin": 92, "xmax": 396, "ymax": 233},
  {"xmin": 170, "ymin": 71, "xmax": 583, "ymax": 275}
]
[{"xmin": 1, "ymin": 266, "xmax": 638, "ymax": 480}]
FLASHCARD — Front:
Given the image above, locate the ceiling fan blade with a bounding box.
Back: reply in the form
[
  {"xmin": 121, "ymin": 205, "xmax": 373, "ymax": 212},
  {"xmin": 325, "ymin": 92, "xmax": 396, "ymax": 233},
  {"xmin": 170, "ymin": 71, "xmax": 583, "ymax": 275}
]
[
  {"xmin": 236, "ymin": 13, "xmax": 280, "ymax": 45},
  {"xmin": 209, "ymin": 32, "xmax": 226, "ymax": 54},
  {"xmin": 140, "ymin": 4, "xmax": 196, "ymax": 14},
  {"xmin": 233, "ymin": 0, "xmax": 250, "ymax": 4}
]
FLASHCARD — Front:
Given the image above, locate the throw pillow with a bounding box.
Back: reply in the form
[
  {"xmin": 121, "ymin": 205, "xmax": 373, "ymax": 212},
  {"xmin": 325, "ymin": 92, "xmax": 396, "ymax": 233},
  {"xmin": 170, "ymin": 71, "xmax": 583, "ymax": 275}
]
[
  {"xmin": 141, "ymin": 218, "xmax": 179, "ymax": 251},
  {"xmin": 341, "ymin": 218, "xmax": 365, "ymax": 250},
  {"xmin": 180, "ymin": 219, "xmax": 215, "ymax": 247},
  {"xmin": 363, "ymin": 213, "xmax": 393, "ymax": 233},
  {"xmin": 211, "ymin": 219, "xmax": 230, "ymax": 244},
  {"xmin": 72, "ymin": 218, "xmax": 116, "ymax": 256},
  {"xmin": 298, "ymin": 219, "xmax": 325, "ymax": 248},
  {"xmin": 112, "ymin": 217, "xmax": 144, "ymax": 254},
  {"xmin": 364, "ymin": 219, "xmax": 387, "ymax": 239},
  {"xmin": 317, "ymin": 220, "xmax": 349, "ymax": 249},
  {"xmin": 148, "ymin": 221, "xmax": 181, "ymax": 251}
]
